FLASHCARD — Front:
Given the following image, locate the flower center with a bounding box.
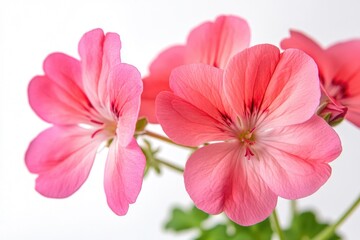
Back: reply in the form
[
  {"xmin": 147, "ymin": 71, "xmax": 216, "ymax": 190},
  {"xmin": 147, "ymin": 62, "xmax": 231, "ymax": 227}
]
[
  {"xmin": 90, "ymin": 119, "xmax": 117, "ymax": 139},
  {"xmin": 238, "ymin": 128, "xmax": 256, "ymax": 160}
]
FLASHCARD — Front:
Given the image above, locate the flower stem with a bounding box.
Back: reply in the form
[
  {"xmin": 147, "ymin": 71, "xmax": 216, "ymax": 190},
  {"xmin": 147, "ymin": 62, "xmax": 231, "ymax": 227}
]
[
  {"xmin": 291, "ymin": 200, "xmax": 298, "ymax": 220},
  {"xmin": 156, "ymin": 158, "xmax": 184, "ymax": 173},
  {"xmin": 270, "ymin": 209, "xmax": 285, "ymax": 240},
  {"xmin": 312, "ymin": 195, "xmax": 360, "ymax": 240},
  {"xmin": 142, "ymin": 130, "xmax": 196, "ymax": 150}
]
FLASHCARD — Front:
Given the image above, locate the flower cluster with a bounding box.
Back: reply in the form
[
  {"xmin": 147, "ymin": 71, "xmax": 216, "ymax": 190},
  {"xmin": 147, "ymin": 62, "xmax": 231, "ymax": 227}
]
[{"xmin": 26, "ymin": 15, "xmax": 360, "ymax": 226}]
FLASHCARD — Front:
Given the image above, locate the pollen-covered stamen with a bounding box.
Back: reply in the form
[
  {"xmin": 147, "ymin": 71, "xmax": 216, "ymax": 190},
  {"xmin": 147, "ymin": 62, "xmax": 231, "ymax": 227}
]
[{"xmin": 238, "ymin": 127, "xmax": 256, "ymax": 160}]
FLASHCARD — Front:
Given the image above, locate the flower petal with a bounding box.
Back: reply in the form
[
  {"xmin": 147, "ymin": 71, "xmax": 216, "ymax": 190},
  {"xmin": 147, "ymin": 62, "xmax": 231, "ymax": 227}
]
[
  {"xmin": 156, "ymin": 91, "xmax": 229, "ymax": 146},
  {"xmin": 327, "ymin": 41, "xmax": 360, "ymax": 85},
  {"xmin": 28, "ymin": 75, "xmax": 92, "ymax": 125},
  {"xmin": 184, "ymin": 143, "xmax": 277, "ymax": 226},
  {"xmin": 43, "ymin": 53, "xmax": 85, "ymax": 97},
  {"xmin": 78, "ymin": 29, "xmax": 122, "ymax": 111},
  {"xmin": 186, "ymin": 15, "xmax": 250, "ymax": 68},
  {"xmin": 98, "ymin": 32, "xmax": 122, "ymax": 105},
  {"xmin": 342, "ymin": 95, "xmax": 360, "ymax": 126},
  {"xmin": 104, "ymin": 138, "xmax": 145, "ymax": 215},
  {"xmin": 25, "ymin": 126, "xmax": 103, "ymax": 198},
  {"xmin": 108, "ymin": 63, "xmax": 142, "ymax": 147},
  {"xmin": 78, "ymin": 29, "xmax": 104, "ymax": 106},
  {"xmin": 259, "ymin": 116, "xmax": 341, "ymax": 199},
  {"xmin": 224, "ymin": 44, "xmax": 280, "ymax": 121},
  {"xmin": 280, "ymin": 30, "xmax": 333, "ymax": 80},
  {"xmin": 147, "ymin": 45, "xmax": 186, "ymax": 78},
  {"xmin": 261, "ymin": 48, "xmax": 320, "ymax": 128},
  {"xmin": 140, "ymin": 45, "xmax": 186, "ymax": 123},
  {"xmin": 224, "ymin": 45, "xmax": 320, "ymax": 128},
  {"xmin": 169, "ymin": 64, "xmax": 229, "ymax": 121},
  {"xmin": 326, "ymin": 40, "xmax": 360, "ymax": 126}
]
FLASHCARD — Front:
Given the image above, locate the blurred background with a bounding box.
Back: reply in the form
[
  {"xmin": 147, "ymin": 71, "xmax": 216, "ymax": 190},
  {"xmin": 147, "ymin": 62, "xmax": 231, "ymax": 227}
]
[{"xmin": 1, "ymin": 0, "xmax": 360, "ymax": 239}]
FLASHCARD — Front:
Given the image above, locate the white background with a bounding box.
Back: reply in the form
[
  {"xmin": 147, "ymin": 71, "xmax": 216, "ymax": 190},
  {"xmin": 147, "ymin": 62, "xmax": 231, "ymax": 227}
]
[{"xmin": 1, "ymin": 0, "xmax": 360, "ymax": 239}]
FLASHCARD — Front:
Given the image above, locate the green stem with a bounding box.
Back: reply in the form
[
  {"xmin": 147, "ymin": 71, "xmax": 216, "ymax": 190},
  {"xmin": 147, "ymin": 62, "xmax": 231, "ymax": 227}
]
[
  {"xmin": 312, "ymin": 195, "xmax": 360, "ymax": 240},
  {"xmin": 142, "ymin": 130, "xmax": 196, "ymax": 150},
  {"xmin": 270, "ymin": 209, "xmax": 285, "ymax": 240},
  {"xmin": 291, "ymin": 200, "xmax": 298, "ymax": 220},
  {"xmin": 143, "ymin": 130, "xmax": 175, "ymax": 144},
  {"xmin": 155, "ymin": 158, "xmax": 184, "ymax": 173}
]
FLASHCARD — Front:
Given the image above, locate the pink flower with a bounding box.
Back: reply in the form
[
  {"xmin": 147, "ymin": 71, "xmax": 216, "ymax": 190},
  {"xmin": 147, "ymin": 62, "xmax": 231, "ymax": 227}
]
[
  {"xmin": 156, "ymin": 44, "xmax": 341, "ymax": 225},
  {"xmin": 140, "ymin": 15, "xmax": 250, "ymax": 123},
  {"xmin": 25, "ymin": 29, "xmax": 145, "ymax": 215},
  {"xmin": 281, "ymin": 30, "xmax": 360, "ymax": 126}
]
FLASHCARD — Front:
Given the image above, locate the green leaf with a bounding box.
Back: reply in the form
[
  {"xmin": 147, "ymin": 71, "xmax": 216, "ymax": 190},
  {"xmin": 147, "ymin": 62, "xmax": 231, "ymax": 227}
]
[
  {"xmin": 164, "ymin": 204, "xmax": 274, "ymax": 239},
  {"xmin": 230, "ymin": 218, "xmax": 272, "ymax": 240},
  {"xmin": 194, "ymin": 218, "xmax": 272, "ymax": 240},
  {"xmin": 195, "ymin": 224, "xmax": 229, "ymax": 240},
  {"xmin": 165, "ymin": 206, "xmax": 209, "ymax": 232},
  {"xmin": 284, "ymin": 211, "xmax": 342, "ymax": 240}
]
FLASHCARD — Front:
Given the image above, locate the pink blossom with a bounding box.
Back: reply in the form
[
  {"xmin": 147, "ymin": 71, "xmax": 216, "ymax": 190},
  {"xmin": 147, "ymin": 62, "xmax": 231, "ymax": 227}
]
[
  {"xmin": 156, "ymin": 44, "xmax": 342, "ymax": 225},
  {"xmin": 281, "ymin": 30, "xmax": 360, "ymax": 126},
  {"xmin": 25, "ymin": 29, "xmax": 145, "ymax": 215},
  {"xmin": 140, "ymin": 15, "xmax": 250, "ymax": 123}
]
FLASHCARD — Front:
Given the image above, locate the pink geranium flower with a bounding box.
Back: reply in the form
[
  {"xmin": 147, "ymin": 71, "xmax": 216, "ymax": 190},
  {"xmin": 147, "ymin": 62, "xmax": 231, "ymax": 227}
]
[
  {"xmin": 140, "ymin": 15, "xmax": 250, "ymax": 123},
  {"xmin": 156, "ymin": 44, "xmax": 342, "ymax": 225},
  {"xmin": 281, "ymin": 30, "xmax": 360, "ymax": 126},
  {"xmin": 25, "ymin": 29, "xmax": 145, "ymax": 215}
]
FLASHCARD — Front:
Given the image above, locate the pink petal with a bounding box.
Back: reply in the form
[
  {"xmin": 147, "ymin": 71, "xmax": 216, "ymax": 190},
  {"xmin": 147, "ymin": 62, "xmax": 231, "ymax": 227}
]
[
  {"xmin": 98, "ymin": 32, "xmax": 122, "ymax": 105},
  {"xmin": 224, "ymin": 45, "xmax": 320, "ymax": 128},
  {"xmin": 341, "ymin": 85, "xmax": 360, "ymax": 126},
  {"xmin": 224, "ymin": 44, "xmax": 280, "ymax": 121},
  {"xmin": 43, "ymin": 53, "xmax": 85, "ymax": 97},
  {"xmin": 261, "ymin": 48, "xmax": 320, "ymax": 128},
  {"xmin": 78, "ymin": 29, "xmax": 104, "ymax": 105},
  {"xmin": 326, "ymin": 40, "xmax": 360, "ymax": 126},
  {"xmin": 280, "ymin": 30, "xmax": 333, "ymax": 80},
  {"xmin": 156, "ymin": 91, "xmax": 230, "ymax": 146},
  {"xmin": 140, "ymin": 45, "xmax": 186, "ymax": 123},
  {"xmin": 139, "ymin": 93, "xmax": 164, "ymax": 123},
  {"xmin": 186, "ymin": 15, "xmax": 250, "ymax": 68},
  {"xmin": 108, "ymin": 64, "xmax": 142, "ymax": 147},
  {"xmin": 345, "ymin": 106, "xmax": 360, "ymax": 127},
  {"xmin": 184, "ymin": 143, "xmax": 277, "ymax": 226},
  {"xmin": 28, "ymin": 53, "xmax": 94, "ymax": 125},
  {"xmin": 169, "ymin": 64, "xmax": 229, "ymax": 121},
  {"xmin": 326, "ymin": 40, "xmax": 360, "ymax": 81},
  {"xmin": 28, "ymin": 75, "xmax": 92, "ymax": 125},
  {"xmin": 147, "ymin": 45, "xmax": 186, "ymax": 78},
  {"xmin": 78, "ymin": 29, "xmax": 122, "ymax": 111},
  {"xmin": 104, "ymin": 138, "xmax": 146, "ymax": 215},
  {"xmin": 335, "ymin": 69, "xmax": 360, "ymax": 98},
  {"xmin": 25, "ymin": 126, "xmax": 104, "ymax": 198},
  {"xmin": 258, "ymin": 116, "xmax": 341, "ymax": 199}
]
